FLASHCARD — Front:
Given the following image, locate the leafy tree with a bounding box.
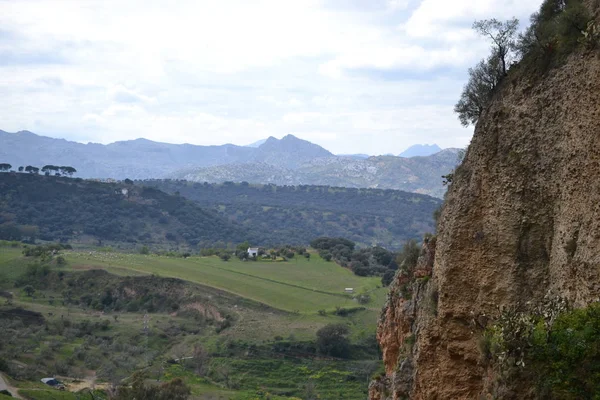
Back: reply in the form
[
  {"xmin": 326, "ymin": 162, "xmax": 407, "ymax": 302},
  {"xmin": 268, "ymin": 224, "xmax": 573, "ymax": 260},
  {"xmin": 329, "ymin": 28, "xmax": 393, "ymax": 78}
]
[
  {"xmin": 18, "ymin": 166, "xmax": 24, "ymax": 172},
  {"xmin": 41, "ymin": 165, "xmax": 58, "ymax": 175},
  {"xmin": 59, "ymin": 166, "xmax": 77, "ymax": 177},
  {"xmin": 397, "ymin": 239, "xmax": 420, "ymax": 270},
  {"xmin": 24, "ymin": 165, "xmax": 39, "ymax": 174},
  {"xmin": 316, "ymin": 323, "xmax": 351, "ymax": 358},
  {"xmin": 0, "ymin": 163, "xmax": 11, "ymax": 172},
  {"xmin": 382, "ymin": 269, "xmax": 396, "ymax": 286},
  {"xmin": 219, "ymin": 253, "xmax": 231, "ymax": 261},
  {"xmin": 454, "ymin": 55, "xmax": 504, "ymax": 127},
  {"xmin": 23, "ymin": 285, "xmax": 35, "ymax": 297},
  {"xmin": 473, "ymin": 18, "xmax": 519, "ymax": 76},
  {"xmin": 455, "ymin": 18, "xmax": 519, "ymax": 127}
]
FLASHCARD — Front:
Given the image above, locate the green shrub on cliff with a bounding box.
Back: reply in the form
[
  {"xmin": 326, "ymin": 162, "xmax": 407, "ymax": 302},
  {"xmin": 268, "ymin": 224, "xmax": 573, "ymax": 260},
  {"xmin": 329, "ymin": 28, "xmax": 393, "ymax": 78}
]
[
  {"xmin": 530, "ymin": 302, "xmax": 600, "ymax": 398},
  {"xmin": 456, "ymin": 0, "xmax": 595, "ymax": 127},
  {"xmin": 517, "ymin": 0, "xmax": 593, "ymax": 71},
  {"xmin": 485, "ymin": 300, "xmax": 600, "ymax": 399}
]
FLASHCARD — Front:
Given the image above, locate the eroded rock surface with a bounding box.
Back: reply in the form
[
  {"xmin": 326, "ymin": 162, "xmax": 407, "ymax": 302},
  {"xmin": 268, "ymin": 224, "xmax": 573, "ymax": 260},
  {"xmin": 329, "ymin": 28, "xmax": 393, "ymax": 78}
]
[{"xmin": 371, "ymin": 6, "xmax": 600, "ymax": 398}]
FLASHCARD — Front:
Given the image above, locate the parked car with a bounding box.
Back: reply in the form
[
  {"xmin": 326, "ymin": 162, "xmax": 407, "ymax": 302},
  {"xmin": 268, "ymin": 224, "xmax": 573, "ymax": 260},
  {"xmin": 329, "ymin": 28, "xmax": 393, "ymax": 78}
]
[{"xmin": 41, "ymin": 377, "xmax": 65, "ymax": 390}]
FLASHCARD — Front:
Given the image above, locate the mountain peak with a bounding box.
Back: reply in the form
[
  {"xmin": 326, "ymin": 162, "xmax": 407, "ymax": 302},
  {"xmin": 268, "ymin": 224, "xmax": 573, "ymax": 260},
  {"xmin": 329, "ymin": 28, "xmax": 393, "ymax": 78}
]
[
  {"xmin": 399, "ymin": 144, "xmax": 442, "ymax": 158},
  {"xmin": 253, "ymin": 134, "xmax": 333, "ymax": 168},
  {"xmin": 281, "ymin": 134, "xmax": 299, "ymax": 141}
]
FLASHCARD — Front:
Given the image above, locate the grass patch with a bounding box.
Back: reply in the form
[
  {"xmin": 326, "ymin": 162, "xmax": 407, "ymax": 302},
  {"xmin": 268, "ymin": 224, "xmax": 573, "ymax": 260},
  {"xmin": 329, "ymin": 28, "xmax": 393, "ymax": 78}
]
[{"xmin": 63, "ymin": 251, "xmax": 383, "ymax": 313}]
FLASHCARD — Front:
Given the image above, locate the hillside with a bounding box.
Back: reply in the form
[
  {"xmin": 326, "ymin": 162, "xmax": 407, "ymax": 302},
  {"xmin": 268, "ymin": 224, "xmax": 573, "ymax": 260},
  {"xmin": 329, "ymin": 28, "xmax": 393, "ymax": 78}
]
[
  {"xmin": 0, "ymin": 173, "xmax": 439, "ymax": 250},
  {"xmin": 0, "ymin": 244, "xmax": 383, "ymax": 399},
  {"xmin": 370, "ymin": 2, "xmax": 600, "ymax": 399},
  {"xmin": 173, "ymin": 149, "xmax": 460, "ymax": 198},
  {"xmin": 0, "ymin": 173, "xmax": 254, "ymax": 248},
  {"xmin": 141, "ymin": 180, "xmax": 441, "ymax": 250}
]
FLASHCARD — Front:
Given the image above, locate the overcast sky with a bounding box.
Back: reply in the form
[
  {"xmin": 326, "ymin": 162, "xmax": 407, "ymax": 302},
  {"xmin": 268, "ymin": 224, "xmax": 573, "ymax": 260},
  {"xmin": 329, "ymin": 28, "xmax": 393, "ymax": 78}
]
[{"xmin": 0, "ymin": 0, "xmax": 542, "ymax": 155}]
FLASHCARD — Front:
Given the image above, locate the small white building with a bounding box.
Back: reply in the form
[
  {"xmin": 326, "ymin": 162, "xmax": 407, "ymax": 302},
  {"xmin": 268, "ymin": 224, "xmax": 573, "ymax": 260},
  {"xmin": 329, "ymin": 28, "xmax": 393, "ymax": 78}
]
[
  {"xmin": 345, "ymin": 288, "xmax": 354, "ymax": 294},
  {"xmin": 247, "ymin": 247, "xmax": 259, "ymax": 257}
]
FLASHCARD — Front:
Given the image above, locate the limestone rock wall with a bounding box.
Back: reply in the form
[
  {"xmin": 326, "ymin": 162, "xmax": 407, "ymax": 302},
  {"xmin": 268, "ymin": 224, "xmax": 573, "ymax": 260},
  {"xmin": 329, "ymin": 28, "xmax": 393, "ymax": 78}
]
[{"xmin": 370, "ymin": 7, "xmax": 600, "ymax": 398}]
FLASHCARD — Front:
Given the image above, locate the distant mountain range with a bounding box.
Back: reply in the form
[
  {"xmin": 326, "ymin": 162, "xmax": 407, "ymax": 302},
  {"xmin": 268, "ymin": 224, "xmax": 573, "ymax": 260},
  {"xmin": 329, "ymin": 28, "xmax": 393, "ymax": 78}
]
[
  {"xmin": 337, "ymin": 154, "xmax": 370, "ymax": 159},
  {"xmin": 0, "ymin": 130, "xmax": 458, "ymax": 197},
  {"xmin": 398, "ymin": 144, "xmax": 442, "ymax": 157},
  {"xmin": 173, "ymin": 149, "xmax": 459, "ymax": 198}
]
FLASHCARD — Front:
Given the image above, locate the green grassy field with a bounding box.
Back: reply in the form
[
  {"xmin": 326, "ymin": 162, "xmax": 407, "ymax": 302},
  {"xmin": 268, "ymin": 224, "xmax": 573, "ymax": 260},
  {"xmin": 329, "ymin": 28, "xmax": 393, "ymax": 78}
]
[
  {"xmin": 61, "ymin": 250, "xmax": 386, "ymax": 314},
  {"xmin": 0, "ymin": 245, "xmax": 385, "ymax": 399},
  {"xmin": 0, "ymin": 247, "xmax": 26, "ymax": 280}
]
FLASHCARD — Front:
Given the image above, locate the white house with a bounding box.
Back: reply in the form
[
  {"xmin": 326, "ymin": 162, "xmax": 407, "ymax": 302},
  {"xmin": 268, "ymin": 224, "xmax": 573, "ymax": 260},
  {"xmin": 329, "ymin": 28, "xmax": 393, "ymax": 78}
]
[
  {"xmin": 247, "ymin": 247, "xmax": 259, "ymax": 257},
  {"xmin": 344, "ymin": 288, "xmax": 354, "ymax": 294}
]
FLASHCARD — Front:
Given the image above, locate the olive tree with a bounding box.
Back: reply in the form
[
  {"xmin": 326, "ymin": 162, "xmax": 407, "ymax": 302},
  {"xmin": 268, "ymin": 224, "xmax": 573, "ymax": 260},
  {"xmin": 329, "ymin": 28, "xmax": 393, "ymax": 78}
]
[
  {"xmin": 473, "ymin": 18, "xmax": 519, "ymax": 76},
  {"xmin": 455, "ymin": 18, "xmax": 519, "ymax": 127},
  {"xmin": 454, "ymin": 55, "xmax": 504, "ymax": 126}
]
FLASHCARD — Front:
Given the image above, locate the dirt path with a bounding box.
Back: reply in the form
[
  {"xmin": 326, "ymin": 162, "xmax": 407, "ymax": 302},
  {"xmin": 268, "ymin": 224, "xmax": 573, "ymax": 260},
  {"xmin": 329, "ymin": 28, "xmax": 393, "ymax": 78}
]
[{"xmin": 0, "ymin": 372, "xmax": 23, "ymax": 399}]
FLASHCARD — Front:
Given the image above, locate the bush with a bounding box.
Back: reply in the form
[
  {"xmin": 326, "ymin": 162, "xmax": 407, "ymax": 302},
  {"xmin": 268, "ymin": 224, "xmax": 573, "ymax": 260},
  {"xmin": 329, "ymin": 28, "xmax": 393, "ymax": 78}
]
[
  {"xmin": 316, "ymin": 323, "xmax": 350, "ymax": 358},
  {"xmin": 529, "ymin": 302, "xmax": 600, "ymax": 397},
  {"xmin": 381, "ymin": 270, "xmax": 396, "ymax": 287},
  {"xmin": 517, "ymin": 0, "xmax": 593, "ymax": 71},
  {"xmin": 356, "ymin": 294, "xmax": 371, "ymax": 305},
  {"xmin": 483, "ymin": 298, "xmax": 600, "ymax": 397}
]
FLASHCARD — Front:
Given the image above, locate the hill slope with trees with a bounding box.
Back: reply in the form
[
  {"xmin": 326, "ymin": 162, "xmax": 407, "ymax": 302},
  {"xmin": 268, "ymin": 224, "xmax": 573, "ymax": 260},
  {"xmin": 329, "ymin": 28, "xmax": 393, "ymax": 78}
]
[
  {"xmin": 0, "ymin": 173, "xmax": 440, "ymax": 250},
  {"xmin": 141, "ymin": 180, "xmax": 441, "ymax": 250},
  {"xmin": 0, "ymin": 173, "xmax": 255, "ymax": 248}
]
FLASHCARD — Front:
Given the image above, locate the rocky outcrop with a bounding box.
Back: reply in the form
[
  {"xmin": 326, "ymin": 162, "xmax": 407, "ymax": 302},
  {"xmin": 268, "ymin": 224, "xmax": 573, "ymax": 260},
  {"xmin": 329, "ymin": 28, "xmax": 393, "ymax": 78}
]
[{"xmin": 371, "ymin": 6, "xmax": 600, "ymax": 399}]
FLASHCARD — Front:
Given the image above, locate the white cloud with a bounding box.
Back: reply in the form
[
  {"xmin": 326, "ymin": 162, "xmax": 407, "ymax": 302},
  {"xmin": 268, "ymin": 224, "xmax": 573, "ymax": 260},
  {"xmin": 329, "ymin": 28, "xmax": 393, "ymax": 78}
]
[
  {"xmin": 404, "ymin": 0, "xmax": 541, "ymax": 39},
  {"xmin": 109, "ymin": 85, "xmax": 156, "ymax": 104},
  {"xmin": 0, "ymin": 0, "xmax": 544, "ymax": 154}
]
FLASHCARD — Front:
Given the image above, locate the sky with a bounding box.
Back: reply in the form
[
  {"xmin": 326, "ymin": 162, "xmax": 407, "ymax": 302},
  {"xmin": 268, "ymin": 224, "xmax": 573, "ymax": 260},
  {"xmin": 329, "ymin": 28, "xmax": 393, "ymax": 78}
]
[{"xmin": 0, "ymin": 0, "xmax": 543, "ymax": 155}]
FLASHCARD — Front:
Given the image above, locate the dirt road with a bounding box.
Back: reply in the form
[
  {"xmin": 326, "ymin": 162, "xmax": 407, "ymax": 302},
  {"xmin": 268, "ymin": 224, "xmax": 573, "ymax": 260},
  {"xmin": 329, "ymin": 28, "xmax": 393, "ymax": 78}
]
[{"xmin": 0, "ymin": 373, "xmax": 22, "ymax": 398}]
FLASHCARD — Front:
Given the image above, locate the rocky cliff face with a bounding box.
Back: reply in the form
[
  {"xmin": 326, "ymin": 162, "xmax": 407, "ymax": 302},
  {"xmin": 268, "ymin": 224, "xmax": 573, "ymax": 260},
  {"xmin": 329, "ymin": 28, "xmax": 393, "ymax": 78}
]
[{"xmin": 371, "ymin": 7, "xmax": 600, "ymax": 399}]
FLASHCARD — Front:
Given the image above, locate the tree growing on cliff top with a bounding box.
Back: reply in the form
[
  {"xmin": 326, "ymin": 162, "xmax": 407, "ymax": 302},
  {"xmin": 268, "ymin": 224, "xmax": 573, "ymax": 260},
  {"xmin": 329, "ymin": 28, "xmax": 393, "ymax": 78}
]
[
  {"xmin": 455, "ymin": 18, "xmax": 519, "ymax": 127},
  {"xmin": 473, "ymin": 18, "xmax": 519, "ymax": 76},
  {"xmin": 454, "ymin": 55, "xmax": 504, "ymax": 126}
]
